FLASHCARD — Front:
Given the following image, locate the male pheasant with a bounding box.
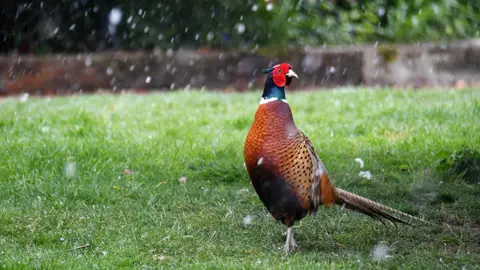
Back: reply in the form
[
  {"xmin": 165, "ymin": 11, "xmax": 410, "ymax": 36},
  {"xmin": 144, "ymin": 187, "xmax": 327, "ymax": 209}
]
[{"xmin": 243, "ymin": 63, "xmax": 427, "ymax": 253}]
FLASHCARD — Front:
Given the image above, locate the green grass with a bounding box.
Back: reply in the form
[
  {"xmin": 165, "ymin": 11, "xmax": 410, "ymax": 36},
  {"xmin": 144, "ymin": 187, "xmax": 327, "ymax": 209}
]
[{"xmin": 0, "ymin": 88, "xmax": 479, "ymax": 269}]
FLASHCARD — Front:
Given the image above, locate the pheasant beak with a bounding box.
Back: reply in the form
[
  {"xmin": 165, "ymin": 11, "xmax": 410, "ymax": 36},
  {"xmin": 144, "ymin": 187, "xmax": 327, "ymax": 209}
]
[{"xmin": 286, "ymin": 69, "xmax": 298, "ymax": 79}]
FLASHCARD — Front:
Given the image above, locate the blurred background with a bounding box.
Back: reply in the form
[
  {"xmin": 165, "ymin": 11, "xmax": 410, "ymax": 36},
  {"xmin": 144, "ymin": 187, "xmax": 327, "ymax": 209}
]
[
  {"xmin": 1, "ymin": 0, "xmax": 479, "ymax": 53},
  {"xmin": 0, "ymin": 0, "xmax": 479, "ymax": 95}
]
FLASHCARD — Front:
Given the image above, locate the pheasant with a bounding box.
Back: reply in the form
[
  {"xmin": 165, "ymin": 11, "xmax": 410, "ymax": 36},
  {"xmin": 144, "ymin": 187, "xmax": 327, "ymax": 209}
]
[{"xmin": 243, "ymin": 63, "xmax": 427, "ymax": 253}]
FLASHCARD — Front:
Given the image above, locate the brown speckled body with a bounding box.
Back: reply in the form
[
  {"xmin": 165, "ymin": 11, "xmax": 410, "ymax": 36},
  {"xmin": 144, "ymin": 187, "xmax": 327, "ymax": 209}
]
[{"xmin": 244, "ymin": 100, "xmax": 335, "ymax": 226}]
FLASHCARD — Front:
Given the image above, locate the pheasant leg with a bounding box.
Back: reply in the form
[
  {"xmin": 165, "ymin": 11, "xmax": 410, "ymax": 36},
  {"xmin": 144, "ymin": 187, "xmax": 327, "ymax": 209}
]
[{"xmin": 284, "ymin": 227, "xmax": 299, "ymax": 253}]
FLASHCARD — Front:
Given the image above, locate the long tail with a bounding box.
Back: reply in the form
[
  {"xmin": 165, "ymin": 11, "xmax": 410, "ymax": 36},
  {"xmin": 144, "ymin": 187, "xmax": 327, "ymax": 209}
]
[{"xmin": 334, "ymin": 188, "xmax": 431, "ymax": 226}]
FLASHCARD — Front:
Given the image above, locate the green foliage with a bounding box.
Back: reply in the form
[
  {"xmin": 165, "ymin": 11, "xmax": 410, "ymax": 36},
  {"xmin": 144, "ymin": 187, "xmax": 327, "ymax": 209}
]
[
  {"xmin": 279, "ymin": 0, "xmax": 480, "ymax": 45},
  {"xmin": 3, "ymin": 0, "xmax": 480, "ymax": 53},
  {"xmin": 377, "ymin": 46, "xmax": 399, "ymax": 63}
]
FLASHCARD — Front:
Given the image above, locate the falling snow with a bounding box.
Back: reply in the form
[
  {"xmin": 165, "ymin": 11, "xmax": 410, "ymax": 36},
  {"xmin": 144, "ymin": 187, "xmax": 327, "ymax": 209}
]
[
  {"xmin": 266, "ymin": 3, "xmax": 274, "ymax": 11},
  {"xmin": 236, "ymin": 23, "xmax": 246, "ymax": 34},
  {"xmin": 359, "ymin": 171, "xmax": 372, "ymax": 180},
  {"xmin": 243, "ymin": 215, "xmax": 253, "ymax": 226},
  {"xmin": 207, "ymin": 32, "xmax": 214, "ymax": 41},
  {"xmin": 237, "ymin": 188, "xmax": 249, "ymax": 194},
  {"xmin": 64, "ymin": 161, "xmax": 76, "ymax": 178},
  {"xmin": 145, "ymin": 76, "xmax": 151, "ymax": 83},
  {"xmin": 20, "ymin": 93, "xmax": 29, "ymax": 102},
  {"xmin": 108, "ymin": 7, "xmax": 122, "ymax": 34},
  {"xmin": 371, "ymin": 242, "xmax": 391, "ymax": 261},
  {"xmin": 378, "ymin": 7, "xmax": 386, "ymax": 16},
  {"xmin": 85, "ymin": 57, "xmax": 92, "ymax": 67},
  {"xmin": 178, "ymin": 176, "xmax": 187, "ymax": 184},
  {"xmin": 154, "ymin": 255, "xmax": 166, "ymax": 261},
  {"xmin": 257, "ymin": 157, "xmax": 264, "ymax": 166},
  {"xmin": 354, "ymin": 158, "xmax": 364, "ymax": 168}
]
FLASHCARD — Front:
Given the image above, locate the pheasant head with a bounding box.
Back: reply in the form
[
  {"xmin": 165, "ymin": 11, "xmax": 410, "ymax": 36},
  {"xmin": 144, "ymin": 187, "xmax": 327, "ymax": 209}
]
[{"xmin": 261, "ymin": 63, "xmax": 298, "ymax": 103}]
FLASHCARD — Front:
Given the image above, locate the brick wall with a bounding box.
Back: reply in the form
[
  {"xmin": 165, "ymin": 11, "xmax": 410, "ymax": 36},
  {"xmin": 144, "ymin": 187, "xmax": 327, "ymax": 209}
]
[{"xmin": 1, "ymin": 39, "xmax": 479, "ymax": 95}]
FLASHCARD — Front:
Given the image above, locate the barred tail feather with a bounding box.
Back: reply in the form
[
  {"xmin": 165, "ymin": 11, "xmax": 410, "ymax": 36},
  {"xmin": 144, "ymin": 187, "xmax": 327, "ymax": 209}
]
[{"xmin": 335, "ymin": 188, "xmax": 431, "ymax": 226}]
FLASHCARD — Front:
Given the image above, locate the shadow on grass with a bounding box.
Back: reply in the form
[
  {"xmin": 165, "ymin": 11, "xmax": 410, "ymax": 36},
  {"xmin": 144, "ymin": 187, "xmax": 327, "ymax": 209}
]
[{"xmin": 437, "ymin": 149, "xmax": 480, "ymax": 184}]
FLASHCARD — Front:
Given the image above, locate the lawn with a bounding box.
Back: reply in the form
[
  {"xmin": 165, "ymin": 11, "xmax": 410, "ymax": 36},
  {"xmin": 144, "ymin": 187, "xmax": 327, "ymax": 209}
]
[{"xmin": 0, "ymin": 88, "xmax": 479, "ymax": 269}]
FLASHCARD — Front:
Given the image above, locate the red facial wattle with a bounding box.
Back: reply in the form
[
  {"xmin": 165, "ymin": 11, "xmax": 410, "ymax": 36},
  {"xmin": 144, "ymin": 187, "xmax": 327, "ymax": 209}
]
[
  {"xmin": 271, "ymin": 63, "xmax": 294, "ymax": 87},
  {"xmin": 273, "ymin": 68, "xmax": 287, "ymax": 87}
]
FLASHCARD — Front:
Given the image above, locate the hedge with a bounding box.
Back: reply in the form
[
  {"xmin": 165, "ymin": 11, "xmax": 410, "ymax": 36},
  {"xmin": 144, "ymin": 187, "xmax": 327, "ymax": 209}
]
[{"xmin": 1, "ymin": 0, "xmax": 479, "ymax": 54}]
